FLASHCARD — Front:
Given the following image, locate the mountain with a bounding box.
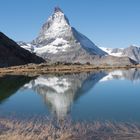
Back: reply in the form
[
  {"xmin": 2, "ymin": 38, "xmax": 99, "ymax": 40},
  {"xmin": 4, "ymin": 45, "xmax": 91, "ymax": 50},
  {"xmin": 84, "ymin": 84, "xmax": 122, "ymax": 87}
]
[
  {"xmin": 20, "ymin": 7, "xmax": 107, "ymax": 62},
  {"xmin": 19, "ymin": 7, "xmax": 137, "ymax": 66},
  {"xmin": 0, "ymin": 32, "xmax": 45, "ymax": 67},
  {"xmin": 100, "ymin": 45, "xmax": 140, "ymax": 63},
  {"xmin": 32, "ymin": 7, "xmax": 106, "ymax": 56}
]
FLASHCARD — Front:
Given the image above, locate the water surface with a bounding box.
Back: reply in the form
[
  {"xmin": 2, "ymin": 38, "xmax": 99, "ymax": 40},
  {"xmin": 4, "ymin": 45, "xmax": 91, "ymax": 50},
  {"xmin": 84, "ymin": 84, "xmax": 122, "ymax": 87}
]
[{"xmin": 0, "ymin": 69, "xmax": 140, "ymax": 122}]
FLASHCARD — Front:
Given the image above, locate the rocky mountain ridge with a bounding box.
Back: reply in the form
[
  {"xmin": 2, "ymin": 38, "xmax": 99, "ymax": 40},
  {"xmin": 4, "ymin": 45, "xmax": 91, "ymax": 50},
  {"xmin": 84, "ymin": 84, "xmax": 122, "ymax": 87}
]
[{"xmin": 100, "ymin": 45, "xmax": 140, "ymax": 63}]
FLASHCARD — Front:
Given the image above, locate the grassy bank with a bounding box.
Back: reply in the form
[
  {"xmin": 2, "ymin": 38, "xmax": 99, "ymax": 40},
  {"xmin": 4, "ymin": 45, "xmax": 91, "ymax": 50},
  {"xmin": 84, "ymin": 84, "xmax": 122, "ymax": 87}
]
[
  {"xmin": 0, "ymin": 63, "xmax": 139, "ymax": 75},
  {"xmin": 0, "ymin": 117, "xmax": 140, "ymax": 140}
]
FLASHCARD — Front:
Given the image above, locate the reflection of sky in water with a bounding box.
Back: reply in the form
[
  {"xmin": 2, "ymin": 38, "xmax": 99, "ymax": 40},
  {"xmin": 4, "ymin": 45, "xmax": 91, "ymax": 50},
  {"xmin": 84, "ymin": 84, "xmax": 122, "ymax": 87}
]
[{"xmin": 0, "ymin": 68, "xmax": 140, "ymax": 122}]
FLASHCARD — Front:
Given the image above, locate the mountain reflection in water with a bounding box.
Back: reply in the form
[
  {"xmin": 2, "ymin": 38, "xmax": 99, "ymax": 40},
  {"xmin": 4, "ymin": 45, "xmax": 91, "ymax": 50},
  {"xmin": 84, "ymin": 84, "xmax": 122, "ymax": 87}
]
[
  {"xmin": 23, "ymin": 71, "xmax": 106, "ymax": 119},
  {"xmin": 0, "ymin": 68, "xmax": 140, "ymax": 120}
]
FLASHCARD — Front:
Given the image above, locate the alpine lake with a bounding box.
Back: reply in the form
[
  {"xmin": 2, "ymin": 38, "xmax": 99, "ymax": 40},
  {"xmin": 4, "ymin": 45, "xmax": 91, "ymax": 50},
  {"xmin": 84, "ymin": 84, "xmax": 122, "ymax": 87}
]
[{"xmin": 0, "ymin": 68, "xmax": 140, "ymax": 123}]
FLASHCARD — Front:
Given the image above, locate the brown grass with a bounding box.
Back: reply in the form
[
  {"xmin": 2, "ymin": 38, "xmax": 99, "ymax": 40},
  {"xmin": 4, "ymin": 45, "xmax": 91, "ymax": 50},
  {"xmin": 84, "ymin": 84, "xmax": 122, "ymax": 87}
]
[
  {"xmin": 0, "ymin": 63, "xmax": 138, "ymax": 75},
  {"xmin": 0, "ymin": 117, "xmax": 140, "ymax": 140}
]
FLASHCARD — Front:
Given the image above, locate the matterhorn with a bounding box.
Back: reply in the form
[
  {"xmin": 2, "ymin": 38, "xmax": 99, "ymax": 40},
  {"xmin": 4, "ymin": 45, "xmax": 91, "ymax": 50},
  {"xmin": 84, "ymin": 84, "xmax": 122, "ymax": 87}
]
[{"xmin": 19, "ymin": 7, "xmax": 137, "ymax": 65}]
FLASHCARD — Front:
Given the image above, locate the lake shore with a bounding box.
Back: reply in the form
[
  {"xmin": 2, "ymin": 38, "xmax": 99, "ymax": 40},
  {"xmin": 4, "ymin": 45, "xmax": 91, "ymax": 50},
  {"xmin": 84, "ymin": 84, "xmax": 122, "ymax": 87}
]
[
  {"xmin": 0, "ymin": 63, "xmax": 140, "ymax": 75},
  {"xmin": 0, "ymin": 117, "xmax": 140, "ymax": 140}
]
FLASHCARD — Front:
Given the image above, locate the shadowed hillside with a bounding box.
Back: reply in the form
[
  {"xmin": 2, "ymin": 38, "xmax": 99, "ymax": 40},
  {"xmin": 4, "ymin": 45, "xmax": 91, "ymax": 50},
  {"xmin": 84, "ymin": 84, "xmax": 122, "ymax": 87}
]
[{"xmin": 0, "ymin": 32, "xmax": 45, "ymax": 67}]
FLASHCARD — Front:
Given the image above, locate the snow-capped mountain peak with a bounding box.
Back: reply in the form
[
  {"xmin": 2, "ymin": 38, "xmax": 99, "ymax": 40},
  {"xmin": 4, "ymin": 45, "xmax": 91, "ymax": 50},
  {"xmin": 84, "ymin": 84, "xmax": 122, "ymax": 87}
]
[
  {"xmin": 54, "ymin": 6, "xmax": 64, "ymax": 13},
  {"xmin": 34, "ymin": 7, "xmax": 71, "ymax": 46},
  {"xmin": 19, "ymin": 7, "xmax": 137, "ymax": 65}
]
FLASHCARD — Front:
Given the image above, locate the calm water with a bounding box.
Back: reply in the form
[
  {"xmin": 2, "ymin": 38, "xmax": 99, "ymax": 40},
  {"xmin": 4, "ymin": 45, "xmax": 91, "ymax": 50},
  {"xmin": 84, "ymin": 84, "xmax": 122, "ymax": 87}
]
[{"xmin": 0, "ymin": 68, "xmax": 140, "ymax": 122}]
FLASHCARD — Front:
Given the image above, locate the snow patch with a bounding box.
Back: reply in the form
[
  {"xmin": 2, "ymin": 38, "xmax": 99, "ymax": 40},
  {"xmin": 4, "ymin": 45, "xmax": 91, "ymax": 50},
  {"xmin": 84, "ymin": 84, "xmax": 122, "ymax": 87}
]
[
  {"xmin": 100, "ymin": 47, "xmax": 125, "ymax": 57},
  {"xmin": 34, "ymin": 38, "xmax": 70, "ymax": 54}
]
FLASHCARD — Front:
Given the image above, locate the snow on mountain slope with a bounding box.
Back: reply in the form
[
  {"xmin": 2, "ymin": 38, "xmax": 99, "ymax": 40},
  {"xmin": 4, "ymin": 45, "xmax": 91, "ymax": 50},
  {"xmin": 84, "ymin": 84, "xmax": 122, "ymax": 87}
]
[
  {"xmin": 100, "ymin": 46, "xmax": 140, "ymax": 63},
  {"xmin": 34, "ymin": 7, "xmax": 71, "ymax": 44},
  {"xmin": 100, "ymin": 47, "xmax": 124, "ymax": 57},
  {"xmin": 17, "ymin": 41, "xmax": 34, "ymax": 52},
  {"xmin": 34, "ymin": 38, "xmax": 71, "ymax": 54}
]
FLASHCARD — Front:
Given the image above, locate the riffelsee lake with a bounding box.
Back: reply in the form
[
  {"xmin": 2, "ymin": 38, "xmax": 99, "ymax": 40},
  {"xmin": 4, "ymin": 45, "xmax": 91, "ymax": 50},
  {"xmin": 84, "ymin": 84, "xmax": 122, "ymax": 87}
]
[{"xmin": 0, "ymin": 68, "xmax": 140, "ymax": 122}]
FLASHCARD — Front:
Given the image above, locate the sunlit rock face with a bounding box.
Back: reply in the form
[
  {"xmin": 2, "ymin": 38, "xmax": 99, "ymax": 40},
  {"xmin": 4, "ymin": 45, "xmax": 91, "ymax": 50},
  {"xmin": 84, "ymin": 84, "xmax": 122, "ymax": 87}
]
[{"xmin": 24, "ymin": 72, "xmax": 106, "ymax": 119}]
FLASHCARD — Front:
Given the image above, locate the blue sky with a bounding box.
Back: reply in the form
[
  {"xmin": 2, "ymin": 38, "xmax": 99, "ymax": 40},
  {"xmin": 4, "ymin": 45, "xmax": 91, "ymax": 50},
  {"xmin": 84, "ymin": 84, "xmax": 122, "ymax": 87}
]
[{"xmin": 0, "ymin": 0, "xmax": 140, "ymax": 48}]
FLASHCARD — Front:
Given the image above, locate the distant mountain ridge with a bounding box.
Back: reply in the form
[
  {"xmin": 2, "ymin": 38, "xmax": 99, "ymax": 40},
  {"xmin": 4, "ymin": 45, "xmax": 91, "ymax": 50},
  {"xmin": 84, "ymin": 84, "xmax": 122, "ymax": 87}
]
[{"xmin": 100, "ymin": 46, "xmax": 140, "ymax": 63}]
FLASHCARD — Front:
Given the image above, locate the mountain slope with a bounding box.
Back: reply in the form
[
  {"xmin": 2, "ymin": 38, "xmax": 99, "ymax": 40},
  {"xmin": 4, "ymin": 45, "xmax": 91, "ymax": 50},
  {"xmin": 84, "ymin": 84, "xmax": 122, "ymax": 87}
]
[
  {"xmin": 100, "ymin": 45, "xmax": 140, "ymax": 63},
  {"xmin": 0, "ymin": 32, "xmax": 45, "ymax": 67}
]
